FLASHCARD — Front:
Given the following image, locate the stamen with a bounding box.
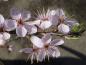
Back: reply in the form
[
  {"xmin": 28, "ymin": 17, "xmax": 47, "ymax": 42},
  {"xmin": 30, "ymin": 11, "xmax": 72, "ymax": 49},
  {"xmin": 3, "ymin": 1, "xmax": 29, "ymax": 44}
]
[{"xmin": 42, "ymin": 17, "xmax": 48, "ymax": 21}]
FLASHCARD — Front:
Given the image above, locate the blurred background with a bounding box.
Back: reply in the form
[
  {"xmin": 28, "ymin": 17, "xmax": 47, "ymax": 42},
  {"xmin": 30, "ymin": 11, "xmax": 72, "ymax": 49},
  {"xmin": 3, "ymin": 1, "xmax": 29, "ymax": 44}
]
[{"xmin": 0, "ymin": 0, "xmax": 86, "ymax": 65}]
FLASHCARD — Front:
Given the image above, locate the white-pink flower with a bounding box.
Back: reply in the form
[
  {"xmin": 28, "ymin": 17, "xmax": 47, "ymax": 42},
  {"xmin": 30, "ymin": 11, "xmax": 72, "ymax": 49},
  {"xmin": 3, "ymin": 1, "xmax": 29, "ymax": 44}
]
[
  {"xmin": 0, "ymin": 14, "xmax": 10, "ymax": 46},
  {"xmin": 30, "ymin": 33, "xmax": 64, "ymax": 59},
  {"xmin": 46, "ymin": 9, "xmax": 66, "ymax": 26},
  {"xmin": 33, "ymin": 9, "xmax": 55, "ymax": 30},
  {"xmin": 51, "ymin": 9, "xmax": 79, "ymax": 34},
  {"xmin": 19, "ymin": 33, "xmax": 64, "ymax": 63},
  {"xmin": 49, "ymin": 9, "xmax": 79, "ymax": 26},
  {"xmin": 5, "ymin": 8, "xmax": 37, "ymax": 37}
]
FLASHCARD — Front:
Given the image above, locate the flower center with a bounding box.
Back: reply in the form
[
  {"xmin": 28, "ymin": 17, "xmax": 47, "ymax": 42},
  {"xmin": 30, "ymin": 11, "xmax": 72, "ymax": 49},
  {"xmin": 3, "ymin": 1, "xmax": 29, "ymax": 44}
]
[
  {"xmin": 41, "ymin": 17, "xmax": 48, "ymax": 21},
  {"xmin": 17, "ymin": 19, "xmax": 24, "ymax": 26},
  {"xmin": 0, "ymin": 27, "xmax": 5, "ymax": 32},
  {"xmin": 44, "ymin": 44, "xmax": 49, "ymax": 49}
]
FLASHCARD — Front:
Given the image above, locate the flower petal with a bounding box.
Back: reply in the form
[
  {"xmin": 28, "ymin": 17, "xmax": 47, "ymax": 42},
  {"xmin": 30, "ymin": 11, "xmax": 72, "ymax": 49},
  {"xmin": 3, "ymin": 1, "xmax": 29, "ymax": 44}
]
[
  {"xmin": 50, "ymin": 39, "xmax": 64, "ymax": 46},
  {"xmin": 33, "ymin": 20, "xmax": 41, "ymax": 26},
  {"xmin": 16, "ymin": 25, "xmax": 27, "ymax": 37},
  {"xmin": 48, "ymin": 47, "xmax": 55, "ymax": 56},
  {"xmin": 42, "ymin": 33, "xmax": 52, "ymax": 44},
  {"xmin": 28, "ymin": 26, "xmax": 37, "ymax": 34},
  {"xmin": 10, "ymin": 7, "xmax": 21, "ymax": 20},
  {"xmin": 39, "ymin": 21, "xmax": 52, "ymax": 30},
  {"xmin": 24, "ymin": 21, "xmax": 37, "ymax": 25},
  {"xmin": 24, "ymin": 22, "xmax": 37, "ymax": 34},
  {"xmin": 21, "ymin": 10, "xmax": 31, "ymax": 21},
  {"xmin": 0, "ymin": 14, "xmax": 5, "ymax": 27},
  {"xmin": 58, "ymin": 23, "xmax": 70, "ymax": 34},
  {"xmin": 48, "ymin": 47, "xmax": 60, "ymax": 58},
  {"xmin": 30, "ymin": 36, "xmax": 44, "ymax": 48},
  {"xmin": 37, "ymin": 49, "xmax": 46, "ymax": 62},
  {"xmin": 52, "ymin": 47, "xmax": 60, "ymax": 58},
  {"xmin": 2, "ymin": 32, "xmax": 11, "ymax": 40},
  {"xmin": 59, "ymin": 9, "xmax": 65, "ymax": 16},
  {"xmin": 19, "ymin": 48, "xmax": 33, "ymax": 53},
  {"xmin": 49, "ymin": 14, "xmax": 59, "ymax": 26},
  {"xmin": 4, "ymin": 19, "xmax": 17, "ymax": 31},
  {"xmin": 49, "ymin": 10, "xmax": 57, "ymax": 16},
  {"xmin": 48, "ymin": 10, "xmax": 59, "ymax": 26},
  {"xmin": 54, "ymin": 9, "xmax": 66, "ymax": 19}
]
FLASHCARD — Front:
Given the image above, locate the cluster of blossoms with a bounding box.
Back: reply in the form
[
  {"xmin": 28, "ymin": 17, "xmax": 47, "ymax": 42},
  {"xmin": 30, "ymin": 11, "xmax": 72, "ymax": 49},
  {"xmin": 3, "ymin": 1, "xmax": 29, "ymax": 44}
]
[
  {"xmin": 0, "ymin": 7, "xmax": 79, "ymax": 63},
  {"xmin": 19, "ymin": 33, "xmax": 64, "ymax": 63}
]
